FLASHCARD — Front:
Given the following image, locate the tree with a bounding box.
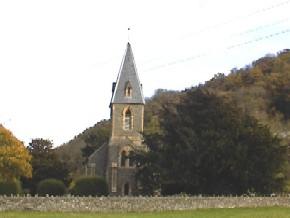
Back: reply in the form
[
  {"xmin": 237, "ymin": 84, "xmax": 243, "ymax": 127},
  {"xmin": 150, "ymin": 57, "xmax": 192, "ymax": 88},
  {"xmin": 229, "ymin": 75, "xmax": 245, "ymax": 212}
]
[
  {"xmin": 267, "ymin": 72, "xmax": 290, "ymax": 120},
  {"xmin": 136, "ymin": 89, "xmax": 288, "ymax": 195},
  {"xmin": 144, "ymin": 89, "xmax": 181, "ymax": 135},
  {"xmin": 0, "ymin": 125, "xmax": 32, "ymax": 181},
  {"xmin": 22, "ymin": 138, "xmax": 70, "ymax": 194}
]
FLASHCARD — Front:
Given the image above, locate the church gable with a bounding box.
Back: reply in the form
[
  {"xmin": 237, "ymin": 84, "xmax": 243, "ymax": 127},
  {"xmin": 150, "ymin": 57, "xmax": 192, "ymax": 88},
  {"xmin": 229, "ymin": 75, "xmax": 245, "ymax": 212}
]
[{"xmin": 87, "ymin": 143, "xmax": 108, "ymax": 177}]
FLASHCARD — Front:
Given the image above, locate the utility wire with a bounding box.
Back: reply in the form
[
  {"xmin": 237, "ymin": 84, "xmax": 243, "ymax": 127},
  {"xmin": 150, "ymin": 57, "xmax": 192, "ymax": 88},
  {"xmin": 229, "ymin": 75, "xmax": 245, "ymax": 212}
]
[
  {"xmin": 94, "ymin": 1, "xmax": 290, "ymax": 73},
  {"xmin": 145, "ymin": 27, "xmax": 290, "ymax": 72},
  {"xmin": 143, "ymin": 17, "xmax": 290, "ymax": 71},
  {"xmin": 181, "ymin": 0, "xmax": 290, "ymax": 39},
  {"xmin": 96, "ymin": 1, "xmax": 290, "ymax": 73},
  {"xmin": 227, "ymin": 28, "xmax": 290, "ymax": 49},
  {"xmin": 230, "ymin": 17, "xmax": 290, "ymax": 38},
  {"xmin": 143, "ymin": 1, "xmax": 290, "ymax": 71}
]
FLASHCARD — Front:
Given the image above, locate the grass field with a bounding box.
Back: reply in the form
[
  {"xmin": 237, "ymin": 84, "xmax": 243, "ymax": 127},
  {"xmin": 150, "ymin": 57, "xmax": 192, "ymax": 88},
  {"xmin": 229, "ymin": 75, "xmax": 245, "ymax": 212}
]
[{"xmin": 1, "ymin": 207, "xmax": 290, "ymax": 218}]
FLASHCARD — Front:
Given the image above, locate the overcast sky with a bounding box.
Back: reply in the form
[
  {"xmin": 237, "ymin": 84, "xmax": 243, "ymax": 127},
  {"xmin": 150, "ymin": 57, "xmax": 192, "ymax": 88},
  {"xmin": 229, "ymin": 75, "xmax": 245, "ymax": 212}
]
[{"xmin": 1, "ymin": 0, "xmax": 290, "ymax": 146}]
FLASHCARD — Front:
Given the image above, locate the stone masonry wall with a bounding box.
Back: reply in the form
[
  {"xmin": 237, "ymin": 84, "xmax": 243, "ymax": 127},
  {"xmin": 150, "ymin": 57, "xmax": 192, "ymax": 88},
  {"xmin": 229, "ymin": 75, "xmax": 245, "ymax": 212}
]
[{"xmin": 1, "ymin": 196, "xmax": 290, "ymax": 212}]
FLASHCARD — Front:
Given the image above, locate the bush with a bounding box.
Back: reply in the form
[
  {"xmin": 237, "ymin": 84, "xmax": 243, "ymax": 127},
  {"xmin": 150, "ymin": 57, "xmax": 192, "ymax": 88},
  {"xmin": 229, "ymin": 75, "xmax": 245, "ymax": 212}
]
[
  {"xmin": 70, "ymin": 176, "xmax": 108, "ymax": 196},
  {"xmin": 37, "ymin": 178, "xmax": 66, "ymax": 196},
  {"xmin": 0, "ymin": 179, "xmax": 22, "ymax": 195}
]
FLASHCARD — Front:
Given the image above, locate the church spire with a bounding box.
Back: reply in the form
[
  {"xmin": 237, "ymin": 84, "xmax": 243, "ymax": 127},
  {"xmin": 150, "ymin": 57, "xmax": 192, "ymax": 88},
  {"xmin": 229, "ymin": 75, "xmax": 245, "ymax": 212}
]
[{"xmin": 111, "ymin": 43, "xmax": 145, "ymax": 104}]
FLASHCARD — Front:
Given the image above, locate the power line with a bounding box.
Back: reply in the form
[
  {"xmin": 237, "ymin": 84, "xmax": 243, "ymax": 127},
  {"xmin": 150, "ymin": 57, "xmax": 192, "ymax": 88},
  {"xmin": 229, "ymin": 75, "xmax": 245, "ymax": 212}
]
[
  {"xmin": 94, "ymin": 1, "xmax": 290, "ymax": 73},
  {"xmin": 230, "ymin": 17, "xmax": 290, "ymax": 38},
  {"xmin": 227, "ymin": 28, "xmax": 290, "ymax": 49},
  {"xmin": 143, "ymin": 1, "xmax": 290, "ymax": 72},
  {"xmin": 145, "ymin": 27, "xmax": 290, "ymax": 72},
  {"xmin": 181, "ymin": 0, "xmax": 290, "ymax": 40},
  {"xmin": 143, "ymin": 18, "xmax": 290, "ymax": 71}
]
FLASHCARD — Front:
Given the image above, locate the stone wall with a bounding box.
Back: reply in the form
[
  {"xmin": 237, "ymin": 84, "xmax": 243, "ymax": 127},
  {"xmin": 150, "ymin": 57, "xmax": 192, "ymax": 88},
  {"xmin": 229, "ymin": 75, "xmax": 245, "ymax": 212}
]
[{"xmin": 1, "ymin": 196, "xmax": 290, "ymax": 212}]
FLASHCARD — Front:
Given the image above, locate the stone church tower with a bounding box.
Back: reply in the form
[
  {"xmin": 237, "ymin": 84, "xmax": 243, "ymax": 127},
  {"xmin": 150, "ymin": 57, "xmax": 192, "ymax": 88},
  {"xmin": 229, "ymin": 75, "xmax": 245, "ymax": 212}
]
[
  {"xmin": 88, "ymin": 42, "xmax": 145, "ymax": 196},
  {"xmin": 108, "ymin": 42, "xmax": 145, "ymax": 195}
]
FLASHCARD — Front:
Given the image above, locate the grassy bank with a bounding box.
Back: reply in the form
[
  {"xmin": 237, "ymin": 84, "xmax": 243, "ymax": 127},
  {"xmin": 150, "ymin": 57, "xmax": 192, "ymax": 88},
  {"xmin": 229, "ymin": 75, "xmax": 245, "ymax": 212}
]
[{"xmin": 1, "ymin": 207, "xmax": 290, "ymax": 218}]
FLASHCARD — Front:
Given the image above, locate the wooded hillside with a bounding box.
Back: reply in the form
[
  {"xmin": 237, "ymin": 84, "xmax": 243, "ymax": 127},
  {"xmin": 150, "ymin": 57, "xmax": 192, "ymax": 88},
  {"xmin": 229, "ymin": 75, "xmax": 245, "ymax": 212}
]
[
  {"xmin": 56, "ymin": 49, "xmax": 290, "ymax": 175},
  {"xmin": 205, "ymin": 49, "xmax": 290, "ymax": 146}
]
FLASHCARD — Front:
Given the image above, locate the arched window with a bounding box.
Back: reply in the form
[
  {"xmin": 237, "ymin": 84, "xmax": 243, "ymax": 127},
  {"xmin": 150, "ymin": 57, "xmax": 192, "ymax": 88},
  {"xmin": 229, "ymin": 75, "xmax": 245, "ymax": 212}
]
[
  {"xmin": 124, "ymin": 108, "xmax": 132, "ymax": 130},
  {"xmin": 125, "ymin": 81, "xmax": 132, "ymax": 97},
  {"xmin": 121, "ymin": 150, "xmax": 127, "ymax": 167},
  {"xmin": 120, "ymin": 148, "xmax": 134, "ymax": 168}
]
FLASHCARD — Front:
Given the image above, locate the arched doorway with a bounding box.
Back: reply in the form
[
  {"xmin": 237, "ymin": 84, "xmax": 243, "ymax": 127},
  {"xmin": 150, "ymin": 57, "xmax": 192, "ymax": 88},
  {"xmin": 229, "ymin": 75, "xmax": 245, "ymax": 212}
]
[{"xmin": 124, "ymin": 183, "xmax": 130, "ymax": 196}]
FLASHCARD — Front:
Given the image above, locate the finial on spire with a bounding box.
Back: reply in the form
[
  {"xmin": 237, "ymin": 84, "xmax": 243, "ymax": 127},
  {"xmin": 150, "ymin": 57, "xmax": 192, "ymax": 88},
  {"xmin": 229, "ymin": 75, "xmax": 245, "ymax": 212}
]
[{"xmin": 128, "ymin": 27, "xmax": 130, "ymax": 42}]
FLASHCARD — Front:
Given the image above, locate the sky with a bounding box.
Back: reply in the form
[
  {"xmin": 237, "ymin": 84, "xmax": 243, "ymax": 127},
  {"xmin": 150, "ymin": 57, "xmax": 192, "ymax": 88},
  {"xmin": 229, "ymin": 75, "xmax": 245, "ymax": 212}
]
[{"xmin": 0, "ymin": 0, "xmax": 290, "ymax": 146}]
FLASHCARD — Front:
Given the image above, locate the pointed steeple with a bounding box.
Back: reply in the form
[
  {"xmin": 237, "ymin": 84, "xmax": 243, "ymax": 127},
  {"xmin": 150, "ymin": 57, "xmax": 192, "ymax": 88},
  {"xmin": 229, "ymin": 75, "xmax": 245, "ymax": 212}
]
[{"xmin": 111, "ymin": 43, "xmax": 145, "ymax": 104}]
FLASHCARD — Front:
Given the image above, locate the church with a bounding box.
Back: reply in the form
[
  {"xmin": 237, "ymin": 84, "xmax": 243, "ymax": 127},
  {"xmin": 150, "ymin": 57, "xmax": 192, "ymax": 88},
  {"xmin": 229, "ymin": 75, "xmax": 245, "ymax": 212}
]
[{"xmin": 88, "ymin": 42, "xmax": 146, "ymax": 196}]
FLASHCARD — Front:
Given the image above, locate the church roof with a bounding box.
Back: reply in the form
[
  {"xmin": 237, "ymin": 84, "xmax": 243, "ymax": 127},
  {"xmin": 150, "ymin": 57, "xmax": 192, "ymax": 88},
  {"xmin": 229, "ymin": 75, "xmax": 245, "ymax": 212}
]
[{"xmin": 111, "ymin": 43, "xmax": 145, "ymax": 104}]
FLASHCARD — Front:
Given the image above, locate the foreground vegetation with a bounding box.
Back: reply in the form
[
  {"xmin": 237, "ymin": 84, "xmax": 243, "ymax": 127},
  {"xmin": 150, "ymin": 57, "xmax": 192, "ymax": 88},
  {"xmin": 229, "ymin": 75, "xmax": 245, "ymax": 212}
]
[{"xmin": 1, "ymin": 207, "xmax": 290, "ymax": 218}]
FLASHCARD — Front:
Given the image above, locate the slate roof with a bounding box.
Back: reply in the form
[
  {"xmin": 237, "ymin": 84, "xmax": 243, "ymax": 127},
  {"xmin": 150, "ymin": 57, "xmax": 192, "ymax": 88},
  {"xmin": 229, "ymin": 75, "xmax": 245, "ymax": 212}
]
[{"xmin": 111, "ymin": 43, "xmax": 145, "ymax": 104}]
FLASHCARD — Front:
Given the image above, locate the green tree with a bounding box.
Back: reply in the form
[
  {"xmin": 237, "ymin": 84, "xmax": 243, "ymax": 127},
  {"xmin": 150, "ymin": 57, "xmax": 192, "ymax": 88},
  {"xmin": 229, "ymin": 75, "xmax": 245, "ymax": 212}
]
[
  {"xmin": 144, "ymin": 89, "xmax": 181, "ymax": 135},
  {"xmin": 22, "ymin": 139, "xmax": 70, "ymax": 194},
  {"xmin": 267, "ymin": 72, "xmax": 290, "ymax": 120},
  {"xmin": 136, "ymin": 89, "xmax": 288, "ymax": 195}
]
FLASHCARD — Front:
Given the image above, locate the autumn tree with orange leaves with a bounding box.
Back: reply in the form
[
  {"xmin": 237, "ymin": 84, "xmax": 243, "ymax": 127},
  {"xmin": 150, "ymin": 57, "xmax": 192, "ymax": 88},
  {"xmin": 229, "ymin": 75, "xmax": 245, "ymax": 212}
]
[{"xmin": 0, "ymin": 125, "xmax": 32, "ymax": 181}]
